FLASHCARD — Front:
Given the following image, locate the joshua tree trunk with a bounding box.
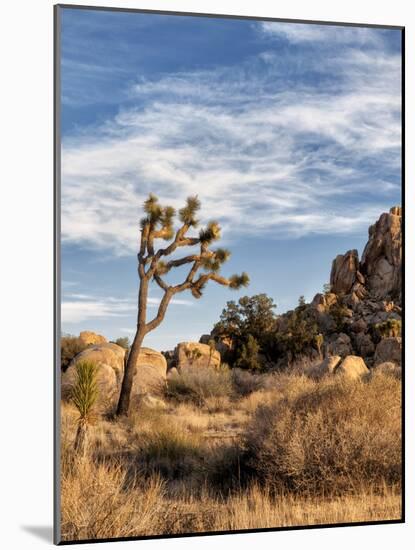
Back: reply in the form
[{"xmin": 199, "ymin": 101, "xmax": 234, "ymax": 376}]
[
  {"xmin": 116, "ymin": 278, "xmax": 174, "ymax": 417},
  {"xmin": 116, "ymin": 328, "xmax": 146, "ymax": 416},
  {"xmin": 117, "ymin": 276, "xmax": 149, "ymax": 416}
]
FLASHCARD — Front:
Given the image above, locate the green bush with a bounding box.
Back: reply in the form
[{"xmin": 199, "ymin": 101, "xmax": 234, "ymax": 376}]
[
  {"xmin": 273, "ymin": 306, "xmax": 320, "ymax": 361},
  {"xmin": 234, "ymin": 335, "xmax": 261, "ymax": 371}
]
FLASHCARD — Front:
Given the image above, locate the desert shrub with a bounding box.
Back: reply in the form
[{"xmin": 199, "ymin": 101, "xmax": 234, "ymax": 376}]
[
  {"xmin": 242, "ymin": 373, "xmax": 401, "ymax": 495},
  {"xmin": 114, "ymin": 336, "xmax": 130, "ymax": 349},
  {"xmin": 328, "ymin": 297, "xmax": 350, "ymax": 333},
  {"xmin": 61, "ymin": 335, "xmax": 89, "ymax": 371},
  {"xmin": 204, "ymin": 443, "xmax": 248, "ymax": 494},
  {"xmin": 231, "ymin": 368, "xmax": 264, "ymax": 396},
  {"xmin": 166, "ymin": 364, "xmax": 233, "ymax": 406},
  {"xmin": 374, "ymin": 318, "xmax": 402, "ymax": 339}
]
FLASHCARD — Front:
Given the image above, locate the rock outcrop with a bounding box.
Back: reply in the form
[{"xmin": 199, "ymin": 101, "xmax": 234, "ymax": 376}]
[
  {"xmin": 199, "ymin": 332, "xmax": 233, "ymax": 358},
  {"xmin": 327, "ymin": 333, "xmax": 352, "ymax": 358},
  {"xmin": 360, "ymin": 206, "xmax": 402, "ymax": 300},
  {"xmin": 78, "ymin": 331, "xmax": 107, "ymax": 346},
  {"xmin": 374, "ymin": 337, "xmax": 402, "ymax": 366},
  {"xmin": 330, "ymin": 249, "xmax": 360, "ymax": 295},
  {"xmin": 67, "ymin": 344, "xmax": 125, "ymax": 384},
  {"xmin": 329, "ymin": 207, "xmax": 401, "ymax": 303},
  {"xmin": 131, "ymin": 347, "xmax": 167, "ymax": 396},
  {"xmin": 197, "ymin": 207, "xmax": 402, "ymax": 373},
  {"xmin": 62, "ymin": 343, "xmax": 167, "ymax": 411},
  {"xmin": 174, "ymin": 342, "xmax": 221, "ymax": 371},
  {"xmin": 62, "ymin": 344, "xmax": 123, "ymax": 408}
]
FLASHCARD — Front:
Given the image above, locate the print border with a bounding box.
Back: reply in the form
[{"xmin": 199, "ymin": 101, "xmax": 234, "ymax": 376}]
[{"xmin": 53, "ymin": 4, "xmax": 405, "ymax": 545}]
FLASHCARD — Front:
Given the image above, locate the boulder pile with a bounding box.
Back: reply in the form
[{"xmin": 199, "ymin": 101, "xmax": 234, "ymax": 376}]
[{"xmin": 61, "ymin": 339, "xmax": 167, "ymax": 412}]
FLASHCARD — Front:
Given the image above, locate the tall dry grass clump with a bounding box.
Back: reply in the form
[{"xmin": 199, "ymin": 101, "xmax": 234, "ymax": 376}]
[
  {"xmin": 166, "ymin": 364, "xmax": 233, "ymax": 407},
  {"xmin": 243, "ymin": 373, "xmax": 401, "ymax": 495},
  {"xmin": 61, "ymin": 452, "xmax": 167, "ymax": 541}
]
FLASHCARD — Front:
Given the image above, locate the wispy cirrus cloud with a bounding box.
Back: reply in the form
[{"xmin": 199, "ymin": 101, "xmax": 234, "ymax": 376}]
[
  {"xmin": 61, "ymin": 22, "xmax": 401, "ymax": 256},
  {"xmin": 62, "ymin": 293, "xmax": 193, "ymax": 324},
  {"xmin": 259, "ymin": 22, "xmax": 385, "ymax": 45}
]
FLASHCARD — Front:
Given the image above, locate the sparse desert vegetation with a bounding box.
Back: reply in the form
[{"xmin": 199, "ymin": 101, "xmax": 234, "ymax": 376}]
[
  {"xmin": 61, "ymin": 366, "xmax": 401, "ymax": 541},
  {"xmin": 59, "ymin": 203, "xmax": 402, "ymax": 542}
]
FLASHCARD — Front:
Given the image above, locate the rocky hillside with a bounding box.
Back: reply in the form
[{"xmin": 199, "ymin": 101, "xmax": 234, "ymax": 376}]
[{"xmin": 202, "ymin": 206, "xmax": 402, "ymax": 370}]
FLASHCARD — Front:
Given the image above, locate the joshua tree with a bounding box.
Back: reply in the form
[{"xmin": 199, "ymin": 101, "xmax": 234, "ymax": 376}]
[
  {"xmin": 116, "ymin": 194, "xmax": 249, "ymax": 416},
  {"xmin": 71, "ymin": 361, "xmax": 98, "ymax": 456}
]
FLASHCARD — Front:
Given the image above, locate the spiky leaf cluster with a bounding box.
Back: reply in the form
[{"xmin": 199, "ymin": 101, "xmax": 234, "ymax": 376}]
[
  {"xmin": 179, "ymin": 195, "xmax": 200, "ymax": 227},
  {"xmin": 199, "ymin": 221, "xmax": 221, "ymax": 244},
  {"xmin": 201, "ymin": 256, "xmax": 222, "ymax": 273},
  {"xmin": 71, "ymin": 361, "xmax": 98, "ymax": 421},
  {"xmin": 229, "ymin": 272, "xmax": 250, "ymax": 289},
  {"xmin": 214, "ymin": 247, "xmax": 230, "ymax": 263},
  {"xmin": 143, "ymin": 193, "xmax": 163, "ymax": 224},
  {"xmin": 201, "ymin": 248, "xmax": 231, "ymax": 273},
  {"xmin": 141, "ymin": 195, "xmax": 176, "ymax": 239}
]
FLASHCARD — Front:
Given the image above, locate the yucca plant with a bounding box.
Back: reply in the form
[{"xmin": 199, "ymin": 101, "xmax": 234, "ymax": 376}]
[{"xmin": 71, "ymin": 361, "xmax": 98, "ymax": 456}]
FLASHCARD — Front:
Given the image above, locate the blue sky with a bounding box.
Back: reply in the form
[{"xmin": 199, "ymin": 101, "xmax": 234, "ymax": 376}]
[{"xmin": 60, "ymin": 7, "xmax": 402, "ymax": 351}]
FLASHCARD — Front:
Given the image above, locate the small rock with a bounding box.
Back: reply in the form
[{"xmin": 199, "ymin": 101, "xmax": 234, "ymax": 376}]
[
  {"xmin": 318, "ymin": 355, "xmax": 342, "ymax": 376},
  {"xmin": 351, "ymin": 318, "xmax": 368, "ymax": 333},
  {"xmin": 374, "ymin": 337, "xmax": 402, "ymax": 366},
  {"xmin": 336, "ymin": 355, "xmax": 369, "ymax": 380}
]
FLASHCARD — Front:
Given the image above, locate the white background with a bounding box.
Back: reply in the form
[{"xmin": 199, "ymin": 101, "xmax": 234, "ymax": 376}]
[{"xmin": 0, "ymin": 0, "xmax": 413, "ymax": 548}]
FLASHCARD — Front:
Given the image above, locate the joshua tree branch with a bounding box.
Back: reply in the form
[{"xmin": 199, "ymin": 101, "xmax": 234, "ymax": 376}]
[
  {"xmin": 153, "ymin": 273, "xmax": 169, "ymax": 292},
  {"xmin": 186, "ymin": 260, "xmax": 201, "ymax": 282},
  {"xmin": 145, "ymin": 289, "xmax": 175, "ymax": 333}
]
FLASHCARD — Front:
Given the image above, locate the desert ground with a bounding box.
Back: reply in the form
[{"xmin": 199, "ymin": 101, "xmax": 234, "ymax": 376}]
[{"xmin": 60, "ymin": 365, "xmax": 401, "ymax": 541}]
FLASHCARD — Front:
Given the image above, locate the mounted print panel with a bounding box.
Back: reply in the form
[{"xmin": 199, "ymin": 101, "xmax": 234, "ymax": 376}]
[{"xmin": 54, "ymin": 5, "xmax": 404, "ymax": 545}]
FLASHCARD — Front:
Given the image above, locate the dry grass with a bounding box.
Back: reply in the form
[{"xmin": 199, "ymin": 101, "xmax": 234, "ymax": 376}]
[
  {"xmin": 243, "ymin": 373, "xmax": 402, "ymax": 494},
  {"xmin": 61, "ymin": 453, "xmax": 401, "ymax": 541},
  {"xmin": 60, "ymin": 369, "xmax": 402, "ymax": 542},
  {"xmin": 166, "ymin": 364, "xmax": 233, "ymax": 407}
]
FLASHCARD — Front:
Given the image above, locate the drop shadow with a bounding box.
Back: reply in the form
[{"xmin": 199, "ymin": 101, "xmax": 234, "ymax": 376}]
[{"xmin": 21, "ymin": 525, "xmax": 53, "ymax": 543}]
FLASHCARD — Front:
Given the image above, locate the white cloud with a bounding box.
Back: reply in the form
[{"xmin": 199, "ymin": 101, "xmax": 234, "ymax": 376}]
[
  {"xmin": 259, "ymin": 22, "xmax": 384, "ymax": 46},
  {"xmin": 61, "ymin": 26, "xmax": 401, "ymax": 256},
  {"xmin": 62, "ymin": 293, "xmax": 193, "ymax": 324}
]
